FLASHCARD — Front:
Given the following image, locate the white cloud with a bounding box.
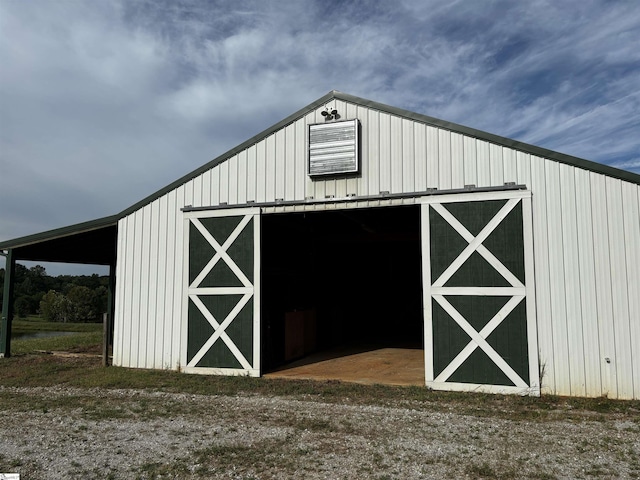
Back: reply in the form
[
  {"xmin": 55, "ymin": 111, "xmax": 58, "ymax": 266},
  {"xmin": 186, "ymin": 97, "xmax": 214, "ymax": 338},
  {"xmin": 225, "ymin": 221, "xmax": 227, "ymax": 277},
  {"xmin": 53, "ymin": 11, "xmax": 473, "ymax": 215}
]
[{"xmin": 1, "ymin": 0, "xmax": 638, "ymax": 273}]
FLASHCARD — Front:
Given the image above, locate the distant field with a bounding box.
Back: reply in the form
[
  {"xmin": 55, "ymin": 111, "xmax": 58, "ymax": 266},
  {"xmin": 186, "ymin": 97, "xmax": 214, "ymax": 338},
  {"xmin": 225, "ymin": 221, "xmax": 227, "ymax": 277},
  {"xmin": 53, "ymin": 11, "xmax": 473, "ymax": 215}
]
[
  {"xmin": 8, "ymin": 319, "xmax": 103, "ymax": 356},
  {"xmin": 11, "ymin": 316, "xmax": 103, "ymax": 333}
]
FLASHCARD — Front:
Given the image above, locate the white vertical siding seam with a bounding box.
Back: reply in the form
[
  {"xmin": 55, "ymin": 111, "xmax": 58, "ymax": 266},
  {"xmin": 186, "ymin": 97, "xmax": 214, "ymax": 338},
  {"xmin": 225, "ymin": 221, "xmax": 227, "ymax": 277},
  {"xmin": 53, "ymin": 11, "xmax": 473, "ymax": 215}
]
[
  {"xmin": 164, "ymin": 190, "xmax": 176, "ymax": 368},
  {"xmin": 133, "ymin": 209, "xmax": 144, "ymax": 368},
  {"xmin": 414, "ymin": 123, "xmax": 425, "ymax": 192},
  {"xmin": 463, "ymin": 136, "xmax": 477, "ymax": 186},
  {"xmin": 398, "ymin": 117, "xmax": 404, "ymax": 193},
  {"xmin": 606, "ymin": 177, "xmax": 633, "ymax": 399},
  {"xmin": 549, "ymin": 161, "xmax": 570, "ymax": 395},
  {"xmin": 113, "ymin": 217, "xmax": 126, "ymax": 366},
  {"xmin": 191, "ymin": 176, "xmax": 200, "ymax": 208},
  {"xmin": 347, "ymin": 105, "xmax": 362, "ymax": 196},
  {"xmin": 228, "ymin": 156, "xmax": 238, "ymax": 205},
  {"xmin": 157, "ymin": 195, "xmax": 167, "ymax": 368},
  {"xmin": 561, "ymin": 165, "xmax": 586, "ymax": 396},
  {"xmin": 574, "ymin": 169, "xmax": 603, "ymax": 396},
  {"xmin": 118, "ymin": 216, "xmax": 127, "ymax": 367},
  {"xmin": 275, "ymin": 130, "xmax": 285, "ymax": 200},
  {"xmin": 503, "ymin": 148, "xmax": 516, "ymax": 183},
  {"xmin": 380, "ymin": 112, "xmax": 390, "ymax": 194},
  {"xmin": 141, "ymin": 205, "xmax": 152, "ymax": 368},
  {"xmin": 625, "ymin": 184, "xmax": 640, "ymax": 398},
  {"xmin": 369, "ymin": 109, "xmax": 380, "ymax": 196},
  {"xmin": 605, "ymin": 178, "xmax": 622, "ymax": 397},
  {"xmin": 296, "ymin": 115, "xmax": 306, "ymax": 200},
  {"xmin": 201, "ymin": 168, "xmax": 211, "ymax": 207},
  {"xmin": 148, "ymin": 200, "xmax": 160, "ymax": 368},
  {"xmin": 285, "ymin": 125, "xmax": 295, "ymax": 201},
  {"xmin": 246, "ymin": 145, "xmax": 255, "ymax": 203},
  {"xmin": 438, "ymin": 129, "xmax": 451, "ymax": 190},
  {"xmin": 125, "ymin": 214, "xmax": 136, "ymax": 368},
  {"xmin": 394, "ymin": 117, "xmax": 403, "ymax": 193},
  {"xmin": 211, "ymin": 167, "xmax": 220, "ymax": 206},
  {"xmin": 304, "ymin": 111, "xmax": 315, "ymax": 200},
  {"xmin": 237, "ymin": 151, "xmax": 247, "ymax": 204},
  {"xmin": 490, "ymin": 144, "xmax": 503, "ymax": 186},
  {"xmin": 533, "ymin": 157, "xmax": 554, "ymax": 395},
  {"xmin": 257, "ymin": 140, "xmax": 266, "ymax": 202},
  {"xmin": 219, "ymin": 160, "xmax": 229, "ymax": 205},
  {"xmin": 589, "ymin": 173, "xmax": 617, "ymax": 398},
  {"xmin": 476, "ymin": 140, "xmax": 489, "ymax": 187},
  {"xmin": 451, "ymin": 132, "xmax": 463, "ymax": 189},
  {"xmin": 426, "ymin": 126, "xmax": 439, "ymax": 189},
  {"xmin": 172, "ymin": 186, "xmax": 185, "ymax": 369}
]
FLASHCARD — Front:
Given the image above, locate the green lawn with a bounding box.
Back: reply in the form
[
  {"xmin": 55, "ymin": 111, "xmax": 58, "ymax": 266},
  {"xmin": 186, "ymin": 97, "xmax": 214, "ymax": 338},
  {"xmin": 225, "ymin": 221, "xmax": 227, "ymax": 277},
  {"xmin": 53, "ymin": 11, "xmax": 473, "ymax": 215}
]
[
  {"xmin": 3, "ymin": 317, "xmax": 103, "ymax": 355},
  {"xmin": 11, "ymin": 316, "xmax": 103, "ymax": 334},
  {"xmin": 10, "ymin": 331, "xmax": 103, "ymax": 355},
  {"xmin": 1, "ymin": 332, "xmax": 638, "ymax": 419}
]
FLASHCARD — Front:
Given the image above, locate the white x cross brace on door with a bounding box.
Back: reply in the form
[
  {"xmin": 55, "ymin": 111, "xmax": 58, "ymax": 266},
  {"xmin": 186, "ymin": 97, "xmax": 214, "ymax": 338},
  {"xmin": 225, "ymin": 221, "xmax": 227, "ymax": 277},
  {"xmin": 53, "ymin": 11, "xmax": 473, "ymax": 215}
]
[
  {"xmin": 183, "ymin": 208, "xmax": 260, "ymax": 376},
  {"xmin": 421, "ymin": 190, "xmax": 539, "ymax": 395}
]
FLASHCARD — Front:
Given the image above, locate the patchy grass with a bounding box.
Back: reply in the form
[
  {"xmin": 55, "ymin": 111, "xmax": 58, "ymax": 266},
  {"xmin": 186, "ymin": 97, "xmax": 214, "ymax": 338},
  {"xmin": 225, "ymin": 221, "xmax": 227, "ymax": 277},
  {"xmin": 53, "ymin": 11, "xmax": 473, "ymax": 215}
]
[
  {"xmin": 11, "ymin": 318, "xmax": 103, "ymax": 333},
  {"xmin": 10, "ymin": 331, "xmax": 103, "ymax": 355},
  {"xmin": 1, "ymin": 353, "xmax": 639, "ymax": 422},
  {"xmin": 2, "ymin": 332, "xmax": 640, "ymax": 424},
  {"xmin": 1, "ymin": 346, "xmax": 639, "ymax": 479}
]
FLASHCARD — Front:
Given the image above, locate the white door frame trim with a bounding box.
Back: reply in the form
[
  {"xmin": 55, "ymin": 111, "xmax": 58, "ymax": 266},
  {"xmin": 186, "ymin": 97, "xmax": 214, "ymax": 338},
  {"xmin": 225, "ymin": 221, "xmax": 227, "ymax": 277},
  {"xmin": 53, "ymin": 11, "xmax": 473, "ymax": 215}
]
[
  {"xmin": 420, "ymin": 190, "xmax": 540, "ymax": 396},
  {"xmin": 182, "ymin": 207, "xmax": 261, "ymax": 376}
]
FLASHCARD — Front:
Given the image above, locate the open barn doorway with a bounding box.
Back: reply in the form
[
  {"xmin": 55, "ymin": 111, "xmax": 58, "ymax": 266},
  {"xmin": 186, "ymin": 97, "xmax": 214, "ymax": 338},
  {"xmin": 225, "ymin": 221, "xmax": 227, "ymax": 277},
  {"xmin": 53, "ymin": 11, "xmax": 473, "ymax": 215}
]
[{"xmin": 261, "ymin": 204, "xmax": 424, "ymax": 385}]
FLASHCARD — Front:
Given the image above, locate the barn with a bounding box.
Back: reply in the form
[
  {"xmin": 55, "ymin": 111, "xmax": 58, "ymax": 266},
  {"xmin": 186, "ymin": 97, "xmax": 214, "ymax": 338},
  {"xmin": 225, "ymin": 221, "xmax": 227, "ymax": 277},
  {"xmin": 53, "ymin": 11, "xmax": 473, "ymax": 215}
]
[{"xmin": 1, "ymin": 91, "xmax": 639, "ymax": 399}]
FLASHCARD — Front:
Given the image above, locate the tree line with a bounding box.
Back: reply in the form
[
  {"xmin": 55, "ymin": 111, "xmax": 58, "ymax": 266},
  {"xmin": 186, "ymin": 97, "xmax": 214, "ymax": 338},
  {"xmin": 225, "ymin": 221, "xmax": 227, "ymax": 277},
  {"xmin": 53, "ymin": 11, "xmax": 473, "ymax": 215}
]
[{"xmin": 0, "ymin": 265, "xmax": 108, "ymax": 323}]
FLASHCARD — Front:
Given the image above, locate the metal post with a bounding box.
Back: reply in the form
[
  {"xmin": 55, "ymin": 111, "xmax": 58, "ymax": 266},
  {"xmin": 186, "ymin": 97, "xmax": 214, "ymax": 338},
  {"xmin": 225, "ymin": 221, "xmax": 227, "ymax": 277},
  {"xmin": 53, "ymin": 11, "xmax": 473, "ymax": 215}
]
[
  {"xmin": 102, "ymin": 312, "xmax": 109, "ymax": 366},
  {"xmin": 1, "ymin": 249, "xmax": 16, "ymax": 358},
  {"xmin": 103, "ymin": 260, "xmax": 116, "ymax": 367}
]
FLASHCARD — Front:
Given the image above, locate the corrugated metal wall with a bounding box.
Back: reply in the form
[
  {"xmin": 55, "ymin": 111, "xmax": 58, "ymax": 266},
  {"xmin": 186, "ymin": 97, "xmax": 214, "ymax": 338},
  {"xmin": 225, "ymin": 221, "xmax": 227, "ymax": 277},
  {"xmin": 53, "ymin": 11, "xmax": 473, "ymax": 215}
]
[{"xmin": 113, "ymin": 99, "xmax": 640, "ymax": 399}]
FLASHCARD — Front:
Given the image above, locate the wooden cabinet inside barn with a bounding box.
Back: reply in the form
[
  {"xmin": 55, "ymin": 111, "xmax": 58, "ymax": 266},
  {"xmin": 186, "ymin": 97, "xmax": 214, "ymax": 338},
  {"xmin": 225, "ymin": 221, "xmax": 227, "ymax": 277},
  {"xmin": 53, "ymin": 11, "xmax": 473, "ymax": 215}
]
[{"xmin": 1, "ymin": 91, "xmax": 638, "ymax": 399}]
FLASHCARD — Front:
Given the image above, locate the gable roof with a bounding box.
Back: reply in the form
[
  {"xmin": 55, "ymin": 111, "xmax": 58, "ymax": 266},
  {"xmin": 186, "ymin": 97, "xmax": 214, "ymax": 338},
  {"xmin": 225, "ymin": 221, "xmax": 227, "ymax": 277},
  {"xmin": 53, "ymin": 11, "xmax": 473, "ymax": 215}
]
[
  {"xmin": 1, "ymin": 90, "xmax": 638, "ymax": 256},
  {"xmin": 119, "ymin": 90, "xmax": 639, "ymax": 219}
]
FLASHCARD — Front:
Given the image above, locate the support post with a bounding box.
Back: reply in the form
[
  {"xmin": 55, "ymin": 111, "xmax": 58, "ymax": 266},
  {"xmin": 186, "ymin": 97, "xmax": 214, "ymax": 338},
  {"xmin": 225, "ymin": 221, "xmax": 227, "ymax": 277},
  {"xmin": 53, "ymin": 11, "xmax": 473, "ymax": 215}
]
[
  {"xmin": 103, "ymin": 260, "xmax": 116, "ymax": 367},
  {"xmin": 1, "ymin": 249, "xmax": 16, "ymax": 358},
  {"xmin": 102, "ymin": 312, "xmax": 109, "ymax": 366}
]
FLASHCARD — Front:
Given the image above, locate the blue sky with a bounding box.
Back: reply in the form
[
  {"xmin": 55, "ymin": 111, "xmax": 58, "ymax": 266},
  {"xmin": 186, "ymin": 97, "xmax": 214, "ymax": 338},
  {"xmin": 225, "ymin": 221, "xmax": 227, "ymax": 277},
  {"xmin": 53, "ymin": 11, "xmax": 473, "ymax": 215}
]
[{"xmin": 1, "ymin": 0, "xmax": 639, "ymax": 275}]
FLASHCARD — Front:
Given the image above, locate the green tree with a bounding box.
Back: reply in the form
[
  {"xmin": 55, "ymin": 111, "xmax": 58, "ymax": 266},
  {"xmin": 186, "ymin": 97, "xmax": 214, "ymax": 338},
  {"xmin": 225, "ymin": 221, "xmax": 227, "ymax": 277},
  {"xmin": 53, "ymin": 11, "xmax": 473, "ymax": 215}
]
[
  {"xmin": 14, "ymin": 296, "xmax": 31, "ymax": 318},
  {"xmin": 40, "ymin": 290, "xmax": 73, "ymax": 323},
  {"xmin": 67, "ymin": 285, "xmax": 98, "ymax": 322}
]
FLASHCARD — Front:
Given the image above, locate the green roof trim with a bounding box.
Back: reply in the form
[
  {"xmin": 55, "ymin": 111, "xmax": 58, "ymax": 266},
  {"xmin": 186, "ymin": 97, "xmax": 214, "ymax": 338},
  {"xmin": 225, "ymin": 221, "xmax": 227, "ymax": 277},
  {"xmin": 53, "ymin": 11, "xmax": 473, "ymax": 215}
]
[
  {"xmin": 0, "ymin": 214, "xmax": 119, "ymax": 251},
  {"xmin": 336, "ymin": 91, "xmax": 639, "ymax": 185},
  {"xmin": 1, "ymin": 90, "xmax": 638, "ymax": 252},
  {"xmin": 117, "ymin": 91, "xmax": 340, "ymax": 218},
  {"xmin": 118, "ymin": 90, "xmax": 639, "ymax": 219}
]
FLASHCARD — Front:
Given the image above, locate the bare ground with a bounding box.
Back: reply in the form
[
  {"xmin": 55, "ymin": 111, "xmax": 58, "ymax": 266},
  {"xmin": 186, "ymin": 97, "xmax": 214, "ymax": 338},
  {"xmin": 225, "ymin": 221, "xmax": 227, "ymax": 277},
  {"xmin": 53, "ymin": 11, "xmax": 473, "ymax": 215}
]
[{"xmin": 1, "ymin": 384, "xmax": 639, "ymax": 479}]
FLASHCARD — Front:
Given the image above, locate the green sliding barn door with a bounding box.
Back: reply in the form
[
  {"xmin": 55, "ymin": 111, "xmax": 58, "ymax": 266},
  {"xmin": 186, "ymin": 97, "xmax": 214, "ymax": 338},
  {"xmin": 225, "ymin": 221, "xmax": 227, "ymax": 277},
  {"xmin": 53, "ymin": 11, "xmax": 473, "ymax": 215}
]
[
  {"xmin": 421, "ymin": 191, "xmax": 539, "ymax": 395},
  {"xmin": 183, "ymin": 208, "xmax": 260, "ymax": 376}
]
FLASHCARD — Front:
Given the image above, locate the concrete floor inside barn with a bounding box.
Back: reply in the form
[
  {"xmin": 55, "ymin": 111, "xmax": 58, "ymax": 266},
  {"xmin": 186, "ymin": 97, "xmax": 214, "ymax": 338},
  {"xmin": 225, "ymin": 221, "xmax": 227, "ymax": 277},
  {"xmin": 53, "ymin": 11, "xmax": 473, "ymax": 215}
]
[{"xmin": 264, "ymin": 345, "xmax": 425, "ymax": 386}]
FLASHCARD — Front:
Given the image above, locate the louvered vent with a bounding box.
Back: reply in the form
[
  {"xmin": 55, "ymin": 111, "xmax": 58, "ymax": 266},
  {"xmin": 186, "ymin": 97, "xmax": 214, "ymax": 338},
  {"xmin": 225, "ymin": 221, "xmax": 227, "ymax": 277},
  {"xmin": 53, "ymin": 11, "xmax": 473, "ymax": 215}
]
[{"xmin": 308, "ymin": 119, "xmax": 359, "ymax": 177}]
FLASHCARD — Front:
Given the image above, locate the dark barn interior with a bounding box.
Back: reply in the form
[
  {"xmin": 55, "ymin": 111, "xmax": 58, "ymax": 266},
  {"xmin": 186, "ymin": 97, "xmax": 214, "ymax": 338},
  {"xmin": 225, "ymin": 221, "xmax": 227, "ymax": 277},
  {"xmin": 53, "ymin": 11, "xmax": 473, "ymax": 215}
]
[{"xmin": 261, "ymin": 205, "xmax": 423, "ymax": 373}]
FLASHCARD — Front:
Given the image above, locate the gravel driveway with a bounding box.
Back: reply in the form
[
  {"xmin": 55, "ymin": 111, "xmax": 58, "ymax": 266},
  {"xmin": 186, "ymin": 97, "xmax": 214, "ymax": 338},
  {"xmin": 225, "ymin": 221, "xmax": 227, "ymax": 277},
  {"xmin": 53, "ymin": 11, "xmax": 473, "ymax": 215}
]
[{"xmin": 1, "ymin": 385, "xmax": 639, "ymax": 479}]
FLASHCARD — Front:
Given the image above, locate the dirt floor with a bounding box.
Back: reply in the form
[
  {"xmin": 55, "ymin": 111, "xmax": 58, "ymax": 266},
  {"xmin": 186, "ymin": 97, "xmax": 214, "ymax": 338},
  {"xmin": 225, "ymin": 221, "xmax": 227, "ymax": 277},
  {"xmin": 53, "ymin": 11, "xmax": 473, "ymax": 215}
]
[{"xmin": 264, "ymin": 346, "xmax": 425, "ymax": 386}]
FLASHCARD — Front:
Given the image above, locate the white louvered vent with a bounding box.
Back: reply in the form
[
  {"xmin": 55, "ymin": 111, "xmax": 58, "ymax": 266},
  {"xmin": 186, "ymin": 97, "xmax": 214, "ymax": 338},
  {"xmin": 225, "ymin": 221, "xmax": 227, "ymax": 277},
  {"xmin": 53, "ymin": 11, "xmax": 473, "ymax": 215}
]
[{"xmin": 308, "ymin": 119, "xmax": 359, "ymax": 177}]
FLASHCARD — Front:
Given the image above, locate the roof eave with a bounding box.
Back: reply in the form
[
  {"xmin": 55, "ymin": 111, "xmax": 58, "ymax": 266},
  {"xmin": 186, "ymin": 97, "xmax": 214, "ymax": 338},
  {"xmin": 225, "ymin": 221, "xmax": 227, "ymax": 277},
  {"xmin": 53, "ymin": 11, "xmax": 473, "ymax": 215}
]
[
  {"xmin": 331, "ymin": 91, "xmax": 640, "ymax": 185},
  {"xmin": 2, "ymin": 90, "xmax": 638, "ymax": 252},
  {"xmin": 0, "ymin": 214, "xmax": 119, "ymax": 251},
  {"xmin": 116, "ymin": 90, "xmax": 639, "ymax": 218}
]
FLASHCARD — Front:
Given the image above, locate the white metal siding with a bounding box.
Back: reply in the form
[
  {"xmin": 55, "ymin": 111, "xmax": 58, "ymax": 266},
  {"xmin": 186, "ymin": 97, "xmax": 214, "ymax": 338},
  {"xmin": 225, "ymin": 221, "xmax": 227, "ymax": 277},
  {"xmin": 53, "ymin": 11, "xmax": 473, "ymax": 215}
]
[{"xmin": 113, "ymin": 99, "xmax": 640, "ymax": 399}]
